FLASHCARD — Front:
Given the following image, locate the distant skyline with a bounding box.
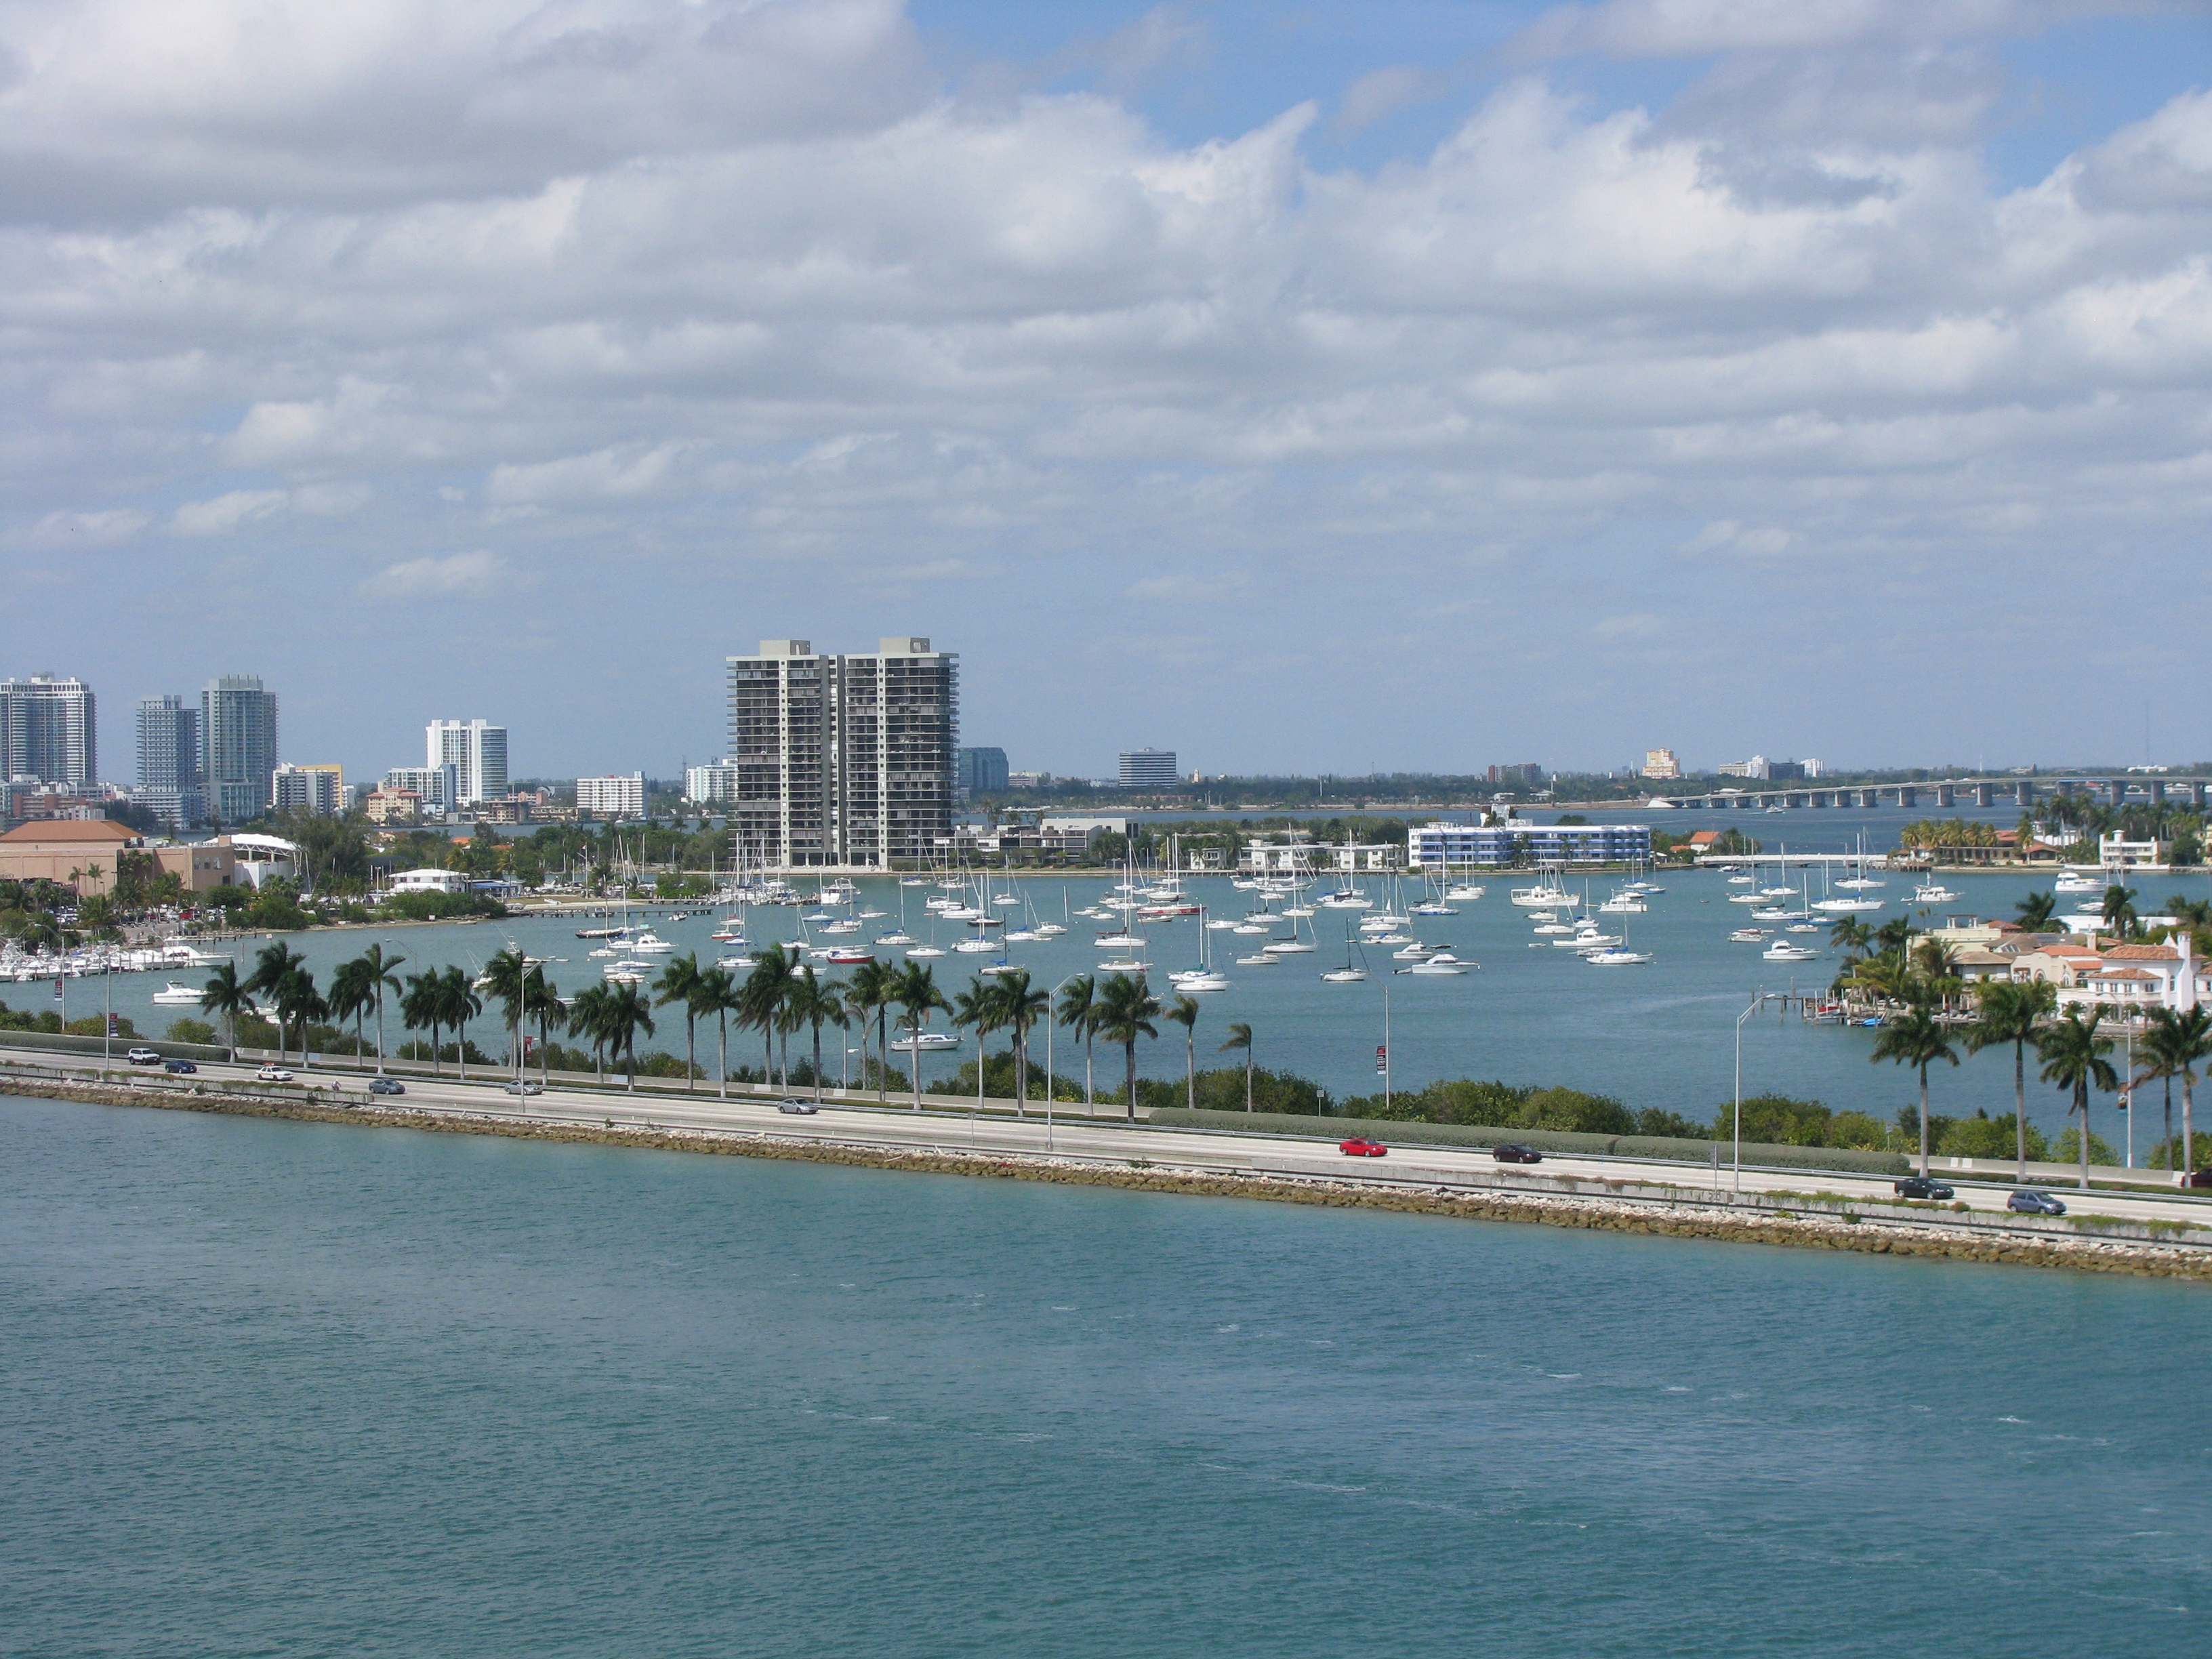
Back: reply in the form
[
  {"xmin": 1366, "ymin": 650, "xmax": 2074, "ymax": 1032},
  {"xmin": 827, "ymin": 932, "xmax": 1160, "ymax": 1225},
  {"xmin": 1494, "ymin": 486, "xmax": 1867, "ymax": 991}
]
[{"xmin": 7, "ymin": 1, "xmax": 2211, "ymax": 778}]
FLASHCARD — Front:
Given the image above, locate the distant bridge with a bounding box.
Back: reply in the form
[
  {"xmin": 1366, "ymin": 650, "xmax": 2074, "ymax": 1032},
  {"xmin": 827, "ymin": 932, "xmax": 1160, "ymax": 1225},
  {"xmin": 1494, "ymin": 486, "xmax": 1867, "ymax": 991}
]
[{"xmin": 1655, "ymin": 777, "xmax": 2206, "ymax": 813}]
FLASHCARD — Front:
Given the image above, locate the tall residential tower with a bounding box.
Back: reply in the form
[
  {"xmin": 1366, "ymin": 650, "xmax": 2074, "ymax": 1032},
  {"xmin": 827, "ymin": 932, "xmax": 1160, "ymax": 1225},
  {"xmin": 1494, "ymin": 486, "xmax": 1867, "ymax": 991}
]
[
  {"xmin": 0, "ymin": 673, "xmax": 96, "ymax": 785},
  {"xmin": 201, "ymin": 674, "xmax": 277, "ymax": 824},
  {"xmin": 725, "ymin": 637, "xmax": 956, "ymax": 867},
  {"xmin": 426, "ymin": 719, "xmax": 508, "ymax": 805}
]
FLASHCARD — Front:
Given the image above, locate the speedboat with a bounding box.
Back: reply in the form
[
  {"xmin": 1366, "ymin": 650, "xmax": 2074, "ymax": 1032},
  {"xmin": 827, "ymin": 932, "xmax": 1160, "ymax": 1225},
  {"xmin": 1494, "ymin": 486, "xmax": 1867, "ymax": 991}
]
[
  {"xmin": 874, "ymin": 931, "xmax": 917, "ymax": 947},
  {"xmin": 629, "ymin": 932, "xmax": 676, "ymax": 954},
  {"xmin": 1763, "ymin": 943, "xmax": 1819, "ymax": 962},
  {"xmin": 2053, "ymin": 869, "xmax": 2102, "ymax": 895},
  {"xmin": 1728, "ymin": 928, "xmax": 1768, "ymax": 943},
  {"xmin": 1395, "ymin": 953, "xmax": 1469, "ymax": 975},
  {"xmin": 151, "ymin": 981, "xmax": 203, "ymax": 1005},
  {"xmin": 889, "ymin": 1031, "xmax": 959, "ymax": 1052},
  {"xmin": 822, "ymin": 945, "xmax": 874, "ymax": 964}
]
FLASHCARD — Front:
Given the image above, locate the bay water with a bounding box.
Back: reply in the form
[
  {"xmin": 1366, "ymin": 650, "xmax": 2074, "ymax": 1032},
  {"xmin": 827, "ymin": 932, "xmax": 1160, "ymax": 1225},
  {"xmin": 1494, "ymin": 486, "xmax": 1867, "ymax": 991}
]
[{"xmin": 3, "ymin": 1095, "xmax": 2207, "ymax": 1656}]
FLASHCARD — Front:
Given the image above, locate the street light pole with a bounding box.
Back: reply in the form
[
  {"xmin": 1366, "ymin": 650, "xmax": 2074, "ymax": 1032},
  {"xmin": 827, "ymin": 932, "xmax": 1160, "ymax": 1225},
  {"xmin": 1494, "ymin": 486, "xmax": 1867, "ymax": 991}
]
[{"xmin": 1734, "ymin": 989, "xmax": 1766, "ymax": 1196}]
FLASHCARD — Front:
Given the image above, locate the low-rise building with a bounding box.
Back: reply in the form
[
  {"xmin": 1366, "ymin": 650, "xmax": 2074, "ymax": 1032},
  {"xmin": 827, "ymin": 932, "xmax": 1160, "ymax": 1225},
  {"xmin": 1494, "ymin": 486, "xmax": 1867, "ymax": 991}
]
[
  {"xmin": 1408, "ymin": 822, "xmax": 1652, "ymax": 868},
  {"xmin": 577, "ymin": 773, "xmax": 644, "ymax": 819},
  {"xmin": 365, "ymin": 787, "xmax": 422, "ymax": 825},
  {"xmin": 388, "ymin": 867, "xmax": 467, "ymax": 896}
]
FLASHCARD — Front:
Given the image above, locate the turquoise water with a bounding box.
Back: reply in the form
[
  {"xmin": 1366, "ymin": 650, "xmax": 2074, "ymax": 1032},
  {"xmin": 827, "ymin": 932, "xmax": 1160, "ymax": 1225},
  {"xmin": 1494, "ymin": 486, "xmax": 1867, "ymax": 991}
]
[{"xmin": 3, "ymin": 1096, "xmax": 2208, "ymax": 1656}]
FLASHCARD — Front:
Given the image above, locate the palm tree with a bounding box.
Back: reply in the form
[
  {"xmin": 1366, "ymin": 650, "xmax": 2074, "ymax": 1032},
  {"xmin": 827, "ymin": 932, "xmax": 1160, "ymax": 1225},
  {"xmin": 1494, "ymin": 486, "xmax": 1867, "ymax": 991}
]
[
  {"xmin": 1218, "ymin": 1021, "xmax": 1254, "ymax": 1111},
  {"xmin": 1001, "ymin": 970, "xmax": 1050, "ymax": 1116},
  {"xmin": 893, "ymin": 962, "xmax": 950, "ymax": 1109},
  {"xmin": 2015, "ymin": 890, "xmax": 2057, "ymax": 933},
  {"xmin": 1872, "ymin": 917, "xmax": 1917, "ymax": 957},
  {"xmin": 1165, "ymin": 994, "xmax": 1201, "ymax": 1109},
  {"xmin": 604, "ymin": 981, "xmax": 655, "ymax": 1090},
  {"xmin": 401, "ymin": 970, "xmax": 445, "ymax": 1075},
  {"xmin": 327, "ymin": 958, "xmax": 373, "ymax": 1069},
  {"xmin": 199, "ymin": 960, "xmax": 251, "ymax": 1059},
  {"xmin": 653, "ymin": 951, "xmax": 705, "ymax": 1092},
  {"xmin": 2138, "ymin": 1006, "xmax": 2186, "ymax": 1175},
  {"xmin": 2102, "ymin": 883, "xmax": 2139, "ymax": 939},
  {"xmin": 741, "ymin": 945, "xmax": 796, "ymax": 1087},
  {"xmin": 525, "ymin": 966, "xmax": 565, "ymax": 1084},
  {"xmin": 783, "ymin": 966, "xmax": 845, "ymax": 1103},
  {"xmin": 353, "ymin": 943, "xmax": 406, "ymax": 1074},
  {"xmin": 952, "ymin": 978, "xmax": 1006, "ymax": 1109},
  {"xmin": 845, "ymin": 959, "xmax": 897, "ymax": 1101},
  {"xmin": 1828, "ymin": 916, "xmax": 1874, "ymax": 958},
  {"xmin": 1967, "ymin": 978, "xmax": 2058, "ymax": 1180},
  {"xmin": 244, "ymin": 941, "xmax": 306, "ymax": 1061},
  {"xmin": 566, "ymin": 983, "xmax": 614, "ymax": 1082},
  {"xmin": 2038, "ymin": 1004, "xmax": 2118, "ymax": 1189},
  {"xmin": 692, "ymin": 965, "xmax": 739, "ymax": 1098},
  {"xmin": 2163, "ymin": 1004, "xmax": 2212, "ymax": 1179},
  {"xmin": 438, "ymin": 966, "xmax": 482, "ymax": 1080},
  {"xmin": 273, "ymin": 966, "xmax": 327, "ymax": 1070},
  {"xmin": 480, "ymin": 946, "xmax": 533, "ymax": 1072},
  {"xmin": 1870, "ymin": 1003, "xmax": 1959, "ymax": 1177},
  {"xmin": 1056, "ymin": 974, "xmax": 1097, "ymax": 1109},
  {"xmin": 1091, "ymin": 972, "xmax": 1161, "ymax": 1123}
]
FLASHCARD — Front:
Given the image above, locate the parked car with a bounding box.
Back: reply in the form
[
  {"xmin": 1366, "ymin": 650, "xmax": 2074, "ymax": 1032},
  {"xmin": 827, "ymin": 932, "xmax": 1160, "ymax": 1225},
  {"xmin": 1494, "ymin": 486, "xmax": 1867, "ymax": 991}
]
[
  {"xmin": 2007, "ymin": 1189, "xmax": 2067, "ymax": 1216},
  {"xmin": 503, "ymin": 1080, "xmax": 544, "ymax": 1096},
  {"xmin": 2184, "ymin": 1169, "xmax": 2212, "ymax": 1189},
  {"xmin": 163, "ymin": 1059, "xmax": 197, "ymax": 1075},
  {"xmin": 255, "ymin": 1065, "xmax": 293, "ymax": 1083},
  {"xmin": 367, "ymin": 1076, "xmax": 405, "ymax": 1096},
  {"xmin": 777, "ymin": 1098, "xmax": 820, "ymax": 1115},
  {"xmin": 1894, "ymin": 1176, "xmax": 1956, "ymax": 1200},
  {"xmin": 125, "ymin": 1046, "xmax": 161, "ymax": 1065},
  {"xmin": 1492, "ymin": 1144, "xmax": 1543, "ymax": 1165},
  {"xmin": 1338, "ymin": 1136, "xmax": 1387, "ymax": 1157}
]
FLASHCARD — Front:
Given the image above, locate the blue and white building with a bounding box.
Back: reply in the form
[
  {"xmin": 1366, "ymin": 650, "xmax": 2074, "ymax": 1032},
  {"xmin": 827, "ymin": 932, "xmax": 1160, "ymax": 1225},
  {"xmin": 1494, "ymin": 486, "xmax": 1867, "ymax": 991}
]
[{"xmin": 1409, "ymin": 821, "xmax": 1652, "ymax": 868}]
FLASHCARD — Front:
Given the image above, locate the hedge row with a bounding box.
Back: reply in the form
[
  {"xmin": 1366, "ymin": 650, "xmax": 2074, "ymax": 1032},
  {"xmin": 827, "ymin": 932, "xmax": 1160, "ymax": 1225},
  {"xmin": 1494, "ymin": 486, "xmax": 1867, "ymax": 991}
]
[{"xmin": 1147, "ymin": 1108, "xmax": 1910, "ymax": 1176}]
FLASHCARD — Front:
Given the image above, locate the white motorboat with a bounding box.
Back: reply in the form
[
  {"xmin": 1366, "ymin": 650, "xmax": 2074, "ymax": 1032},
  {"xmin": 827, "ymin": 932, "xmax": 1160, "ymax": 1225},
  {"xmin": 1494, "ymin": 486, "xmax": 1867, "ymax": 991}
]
[
  {"xmin": 1813, "ymin": 897, "xmax": 1883, "ymax": 914},
  {"xmin": 1727, "ymin": 874, "xmax": 1755, "ymax": 886},
  {"xmin": 716, "ymin": 954, "xmax": 760, "ymax": 970},
  {"xmin": 1786, "ymin": 922, "xmax": 1823, "ymax": 934},
  {"xmin": 1443, "ymin": 884, "xmax": 1486, "ymax": 901},
  {"xmin": 1561, "ymin": 932, "xmax": 1622, "ymax": 950},
  {"xmin": 1532, "ymin": 920, "xmax": 1577, "ymax": 936},
  {"xmin": 890, "ymin": 1031, "xmax": 958, "ymax": 1052},
  {"xmin": 1913, "ymin": 883, "xmax": 1960, "ymax": 904},
  {"xmin": 1763, "ymin": 943, "xmax": 1820, "ymax": 962},
  {"xmin": 1395, "ymin": 953, "xmax": 1469, "ymax": 975},
  {"xmin": 905, "ymin": 945, "xmax": 946, "ymax": 958},
  {"xmin": 1728, "ymin": 928, "xmax": 1768, "ymax": 943},
  {"xmin": 629, "ymin": 932, "xmax": 676, "ymax": 954},
  {"xmin": 822, "ymin": 946, "xmax": 874, "ymax": 964},
  {"xmin": 151, "ymin": 981, "xmax": 204, "ymax": 1005},
  {"xmin": 1094, "ymin": 930, "xmax": 1147, "ymax": 948},
  {"xmin": 2053, "ymin": 869, "xmax": 2102, "ymax": 895},
  {"xmin": 1511, "ymin": 880, "xmax": 1574, "ymax": 908},
  {"xmin": 1233, "ymin": 954, "xmax": 1279, "ymax": 966},
  {"xmin": 1412, "ymin": 903, "xmax": 1458, "ymax": 916},
  {"xmin": 1097, "ymin": 957, "xmax": 1151, "ymax": 972},
  {"xmin": 1750, "ymin": 905, "xmax": 1789, "ymax": 920},
  {"xmin": 874, "ymin": 931, "xmax": 917, "ymax": 947},
  {"xmin": 954, "ymin": 938, "xmax": 1001, "ymax": 954},
  {"xmin": 1583, "ymin": 949, "xmax": 1652, "ymax": 966},
  {"xmin": 1261, "ymin": 938, "xmax": 1315, "ymax": 955},
  {"xmin": 1392, "ymin": 942, "xmax": 1437, "ymax": 960},
  {"xmin": 1598, "ymin": 895, "xmax": 1648, "ymax": 913}
]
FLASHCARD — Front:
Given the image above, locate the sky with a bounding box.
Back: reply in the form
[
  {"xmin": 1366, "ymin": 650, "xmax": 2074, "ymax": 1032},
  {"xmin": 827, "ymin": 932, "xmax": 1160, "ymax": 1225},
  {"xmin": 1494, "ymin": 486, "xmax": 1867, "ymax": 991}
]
[{"xmin": 5, "ymin": 0, "xmax": 2210, "ymax": 785}]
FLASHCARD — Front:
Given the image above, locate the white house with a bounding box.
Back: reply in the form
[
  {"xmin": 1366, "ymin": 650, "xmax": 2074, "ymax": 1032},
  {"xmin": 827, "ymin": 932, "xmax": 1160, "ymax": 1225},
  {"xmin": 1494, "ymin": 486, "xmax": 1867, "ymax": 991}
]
[{"xmin": 388, "ymin": 867, "xmax": 467, "ymax": 896}]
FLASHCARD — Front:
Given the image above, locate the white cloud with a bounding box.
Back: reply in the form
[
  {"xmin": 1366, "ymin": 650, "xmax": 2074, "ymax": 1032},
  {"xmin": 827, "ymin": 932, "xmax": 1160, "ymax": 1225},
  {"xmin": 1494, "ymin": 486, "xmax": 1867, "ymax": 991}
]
[
  {"xmin": 170, "ymin": 489, "xmax": 287, "ymax": 535},
  {"xmin": 354, "ymin": 549, "xmax": 510, "ymax": 598},
  {"xmin": 2, "ymin": 507, "xmax": 149, "ymax": 550}
]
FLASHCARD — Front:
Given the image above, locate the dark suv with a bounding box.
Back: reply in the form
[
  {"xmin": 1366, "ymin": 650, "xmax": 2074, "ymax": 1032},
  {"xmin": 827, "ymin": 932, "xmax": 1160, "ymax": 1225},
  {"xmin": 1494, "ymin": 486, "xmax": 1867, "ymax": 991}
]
[{"xmin": 1894, "ymin": 1176, "xmax": 1955, "ymax": 1200}]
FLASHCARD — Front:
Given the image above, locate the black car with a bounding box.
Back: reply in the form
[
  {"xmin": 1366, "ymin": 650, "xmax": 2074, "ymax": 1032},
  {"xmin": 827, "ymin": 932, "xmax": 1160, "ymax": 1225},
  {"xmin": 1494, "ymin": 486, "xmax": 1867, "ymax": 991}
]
[
  {"xmin": 2008, "ymin": 1189, "xmax": 2068, "ymax": 1216},
  {"xmin": 1492, "ymin": 1143, "xmax": 1542, "ymax": 1164},
  {"xmin": 163, "ymin": 1059, "xmax": 197, "ymax": 1075},
  {"xmin": 367, "ymin": 1076, "xmax": 405, "ymax": 1097},
  {"xmin": 1894, "ymin": 1176, "xmax": 1955, "ymax": 1200}
]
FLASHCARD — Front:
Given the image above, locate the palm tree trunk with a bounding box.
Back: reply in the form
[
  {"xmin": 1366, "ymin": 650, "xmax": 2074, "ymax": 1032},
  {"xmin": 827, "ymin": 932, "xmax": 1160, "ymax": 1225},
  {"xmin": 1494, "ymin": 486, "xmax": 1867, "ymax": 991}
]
[
  {"xmin": 1125, "ymin": 1040, "xmax": 1137, "ymax": 1124},
  {"xmin": 978, "ymin": 1033, "xmax": 988, "ymax": 1109},
  {"xmin": 1246, "ymin": 1052, "xmax": 1253, "ymax": 1111},
  {"xmin": 2078, "ymin": 1083, "xmax": 2091, "ymax": 1189},
  {"xmin": 876, "ymin": 1008, "xmax": 888, "ymax": 1102},
  {"xmin": 1918, "ymin": 1066, "xmax": 1929, "ymax": 1177},
  {"xmin": 456, "ymin": 1020, "xmax": 467, "ymax": 1080},
  {"xmin": 2185, "ymin": 1073, "xmax": 2196, "ymax": 1181},
  {"xmin": 1185, "ymin": 1032, "xmax": 1195, "ymax": 1110},
  {"xmin": 431, "ymin": 1020, "xmax": 441, "ymax": 1076},
  {"xmin": 375, "ymin": 989, "xmax": 385, "ymax": 1074},
  {"xmin": 2013, "ymin": 1038, "xmax": 2027, "ymax": 1181},
  {"xmin": 2165, "ymin": 1078, "xmax": 2174, "ymax": 1173},
  {"xmin": 812, "ymin": 1021, "xmax": 823, "ymax": 1103},
  {"xmin": 1084, "ymin": 1030, "xmax": 1094, "ymax": 1110},
  {"xmin": 1015, "ymin": 1031, "xmax": 1026, "ymax": 1118},
  {"xmin": 717, "ymin": 1012, "xmax": 728, "ymax": 1101},
  {"xmin": 687, "ymin": 1014, "xmax": 697, "ymax": 1093},
  {"xmin": 909, "ymin": 1029, "xmax": 922, "ymax": 1109}
]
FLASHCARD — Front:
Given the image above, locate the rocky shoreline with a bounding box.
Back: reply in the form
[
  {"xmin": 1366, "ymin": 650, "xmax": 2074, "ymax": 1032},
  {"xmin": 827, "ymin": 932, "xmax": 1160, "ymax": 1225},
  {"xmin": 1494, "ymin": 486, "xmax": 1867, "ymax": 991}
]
[{"xmin": 9, "ymin": 1074, "xmax": 2209, "ymax": 1282}]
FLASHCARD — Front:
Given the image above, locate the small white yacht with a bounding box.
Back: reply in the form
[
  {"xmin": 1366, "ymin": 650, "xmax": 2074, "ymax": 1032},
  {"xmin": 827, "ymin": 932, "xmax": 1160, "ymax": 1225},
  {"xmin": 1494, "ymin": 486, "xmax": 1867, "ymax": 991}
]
[
  {"xmin": 1763, "ymin": 943, "xmax": 1820, "ymax": 962},
  {"xmin": 151, "ymin": 981, "xmax": 204, "ymax": 1006}
]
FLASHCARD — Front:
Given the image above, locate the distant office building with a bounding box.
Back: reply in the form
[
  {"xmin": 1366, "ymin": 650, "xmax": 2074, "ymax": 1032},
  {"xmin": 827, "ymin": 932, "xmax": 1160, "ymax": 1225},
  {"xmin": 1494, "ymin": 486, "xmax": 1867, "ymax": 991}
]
[
  {"xmin": 577, "ymin": 773, "xmax": 646, "ymax": 819},
  {"xmin": 201, "ymin": 674, "xmax": 277, "ymax": 825},
  {"xmin": 1410, "ymin": 822, "xmax": 1652, "ymax": 868},
  {"xmin": 365, "ymin": 787, "xmax": 422, "ymax": 825},
  {"xmin": 1006, "ymin": 771, "xmax": 1046, "ymax": 790},
  {"xmin": 1488, "ymin": 762, "xmax": 1543, "ymax": 787},
  {"xmin": 1640, "ymin": 748, "xmax": 1681, "ymax": 781},
  {"xmin": 1717, "ymin": 756, "xmax": 1767, "ymax": 780},
  {"xmin": 684, "ymin": 759, "xmax": 742, "ymax": 804},
  {"xmin": 958, "ymin": 746, "xmax": 1009, "ymax": 797},
  {"xmin": 726, "ymin": 637, "xmax": 957, "ymax": 866},
  {"xmin": 136, "ymin": 695, "xmax": 200, "ymax": 790},
  {"xmin": 1, "ymin": 673, "xmax": 97, "ymax": 787},
  {"xmin": 1118, "ymin": 748, "xmax": 1178, "ymax": 790},
  {"xmin": 271, "ymin": 762, "xmax": 343, "ymax": 817},
  {"xmin": 384, "ymin": 764, "xmax": 457, "ymax": 811},
  {"xmin": 427, "ymin": 718, "xmax": 508, "ymax": 805},
  {"xmin": 1801, "ymin": 759, "xmax": 1824, "ymax": 779}
]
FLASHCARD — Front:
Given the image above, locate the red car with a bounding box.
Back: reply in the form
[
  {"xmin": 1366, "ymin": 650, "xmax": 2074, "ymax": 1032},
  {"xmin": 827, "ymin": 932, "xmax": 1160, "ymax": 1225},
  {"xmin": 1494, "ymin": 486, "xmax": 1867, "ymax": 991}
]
[{"xmin": 1338, "ymin": 1137, "xmax": 1388, "ymax": 1157}]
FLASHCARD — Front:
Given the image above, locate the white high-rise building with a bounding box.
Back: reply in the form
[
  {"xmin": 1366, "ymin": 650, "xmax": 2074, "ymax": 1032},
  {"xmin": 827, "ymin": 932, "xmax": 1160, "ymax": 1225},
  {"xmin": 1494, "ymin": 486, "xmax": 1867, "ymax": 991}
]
[
  {"xmin": 1118, "ymin": 747, "xmax": 1178, "ymax": 789},
  {"xmin": 1, "ymin": 673, "xmax": 97, "ymax": 786},
  {"xmin": 577, "ymin": 773, "xmax": 644, "ymax": 819},
  {"xmin": 725, "ymin": 637, "xmax": 956, "ymax": 867},
  {"xmin": 426, "ymin": 719, "xmax": 508, "ymax": 806},
  {"xmin": 684, "ymin": 760, "xmax": 742, "ymax": 804}
]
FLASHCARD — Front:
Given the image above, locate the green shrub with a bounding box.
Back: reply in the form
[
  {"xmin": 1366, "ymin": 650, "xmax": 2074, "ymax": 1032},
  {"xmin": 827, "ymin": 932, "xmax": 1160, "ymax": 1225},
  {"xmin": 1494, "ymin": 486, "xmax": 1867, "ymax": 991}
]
[{"xmin": 164, "ymin": 1017, "xmax": 218, "ymax": 1045}]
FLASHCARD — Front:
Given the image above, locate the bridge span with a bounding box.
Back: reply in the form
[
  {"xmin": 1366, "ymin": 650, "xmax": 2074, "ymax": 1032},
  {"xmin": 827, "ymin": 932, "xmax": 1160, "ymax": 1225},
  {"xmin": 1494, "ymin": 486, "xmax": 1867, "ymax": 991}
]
[{"xmin": 1655, "ymin": 777, "xmax": 2205, "ymax": 813}]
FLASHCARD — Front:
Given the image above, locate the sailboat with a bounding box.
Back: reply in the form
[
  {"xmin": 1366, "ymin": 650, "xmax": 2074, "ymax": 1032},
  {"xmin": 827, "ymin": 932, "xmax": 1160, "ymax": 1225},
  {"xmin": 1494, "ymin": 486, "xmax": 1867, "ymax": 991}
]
[
  {"xmin": 1321, "ymin": 926, "xmax": 1369, "ymax": 983},
  {"xmin": 1168, "ymin": 909, "xmax": 1231, "ymax": 991}
]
